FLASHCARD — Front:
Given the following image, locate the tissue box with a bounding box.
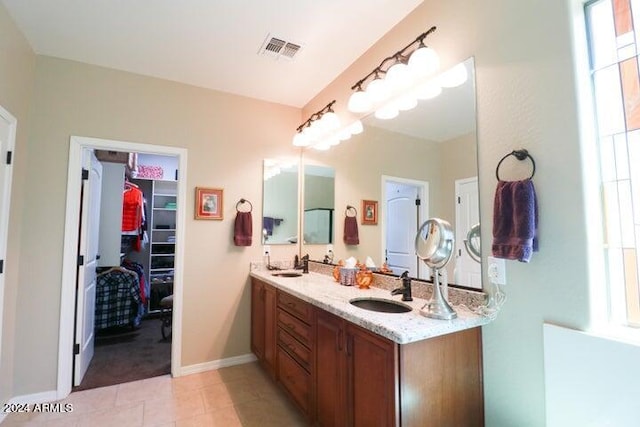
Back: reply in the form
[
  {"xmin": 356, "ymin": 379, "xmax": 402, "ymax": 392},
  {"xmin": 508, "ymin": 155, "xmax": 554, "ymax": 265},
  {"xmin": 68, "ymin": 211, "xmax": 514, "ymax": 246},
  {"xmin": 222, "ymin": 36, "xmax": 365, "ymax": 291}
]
[{"xmin": 339, "ymin": 267, "xmax": 357, "ymax": 286}]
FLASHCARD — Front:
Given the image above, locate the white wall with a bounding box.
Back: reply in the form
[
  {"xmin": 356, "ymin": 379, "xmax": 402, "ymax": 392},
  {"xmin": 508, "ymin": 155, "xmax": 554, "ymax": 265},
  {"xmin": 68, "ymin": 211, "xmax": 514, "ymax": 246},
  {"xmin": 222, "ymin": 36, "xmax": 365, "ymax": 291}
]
[
  {"xmin": 97, "ymin": 162, "xmax": 125, "ymax": 267},
  {"xmin": 12, "ymin": 55, "xmax": 300, "ymax": 395},
  {"xmin": 544, "ymin": 324, "xmax": 640, "ymax": 427},
  {"xmin": 0, "ymin": 2, "xmax": 35, "ymax": 407}
]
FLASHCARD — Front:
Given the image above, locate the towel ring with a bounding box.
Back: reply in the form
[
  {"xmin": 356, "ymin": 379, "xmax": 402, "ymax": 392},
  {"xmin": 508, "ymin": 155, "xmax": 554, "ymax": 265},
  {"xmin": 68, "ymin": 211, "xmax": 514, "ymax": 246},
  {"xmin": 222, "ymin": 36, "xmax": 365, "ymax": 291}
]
[
  {"xmin": 496, "ymin": 149, "xmax": 536, "ymax": 181},
  {"xmin": 345, "ymin": 205, "xmax": 357, "ymax": 217},
  {"xmin": 236, "ymin": 198, "xmax": 253, "ymax": 212}
]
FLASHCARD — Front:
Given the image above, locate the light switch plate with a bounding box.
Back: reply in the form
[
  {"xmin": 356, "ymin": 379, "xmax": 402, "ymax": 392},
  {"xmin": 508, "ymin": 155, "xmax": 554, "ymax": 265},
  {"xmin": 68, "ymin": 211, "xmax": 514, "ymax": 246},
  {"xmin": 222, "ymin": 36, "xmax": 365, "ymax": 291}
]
[{"xmin": 487, "ymin": 256, "xmax": 507, "ymax": 285}]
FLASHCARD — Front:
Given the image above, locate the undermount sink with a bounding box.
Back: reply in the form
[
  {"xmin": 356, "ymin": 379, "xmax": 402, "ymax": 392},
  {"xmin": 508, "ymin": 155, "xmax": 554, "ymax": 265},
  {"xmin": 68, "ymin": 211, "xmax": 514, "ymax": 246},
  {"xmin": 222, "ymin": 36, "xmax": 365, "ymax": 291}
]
[
  {"xmin": 271, "ymin": 272, "xmax": 303, "ymax": 278},
  {"xmin": 349, "ymin": 298, "xmax": 412, "ymax": 314}
]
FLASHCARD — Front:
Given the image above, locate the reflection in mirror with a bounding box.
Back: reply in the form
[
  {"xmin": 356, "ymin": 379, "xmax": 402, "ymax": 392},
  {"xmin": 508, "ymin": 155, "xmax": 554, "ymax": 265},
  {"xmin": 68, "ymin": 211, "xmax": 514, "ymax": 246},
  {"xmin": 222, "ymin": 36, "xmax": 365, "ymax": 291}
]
[
  {"xmin": 303, "ymin": 165, "xmax": 335, "ymax": 244},
  {"xmin": 303, "ymin": 57, "xmax": 481, "ymax": 289},
  {"xmin": 262, "ymin": 158, "xmax": 299, "ymax": 244}
]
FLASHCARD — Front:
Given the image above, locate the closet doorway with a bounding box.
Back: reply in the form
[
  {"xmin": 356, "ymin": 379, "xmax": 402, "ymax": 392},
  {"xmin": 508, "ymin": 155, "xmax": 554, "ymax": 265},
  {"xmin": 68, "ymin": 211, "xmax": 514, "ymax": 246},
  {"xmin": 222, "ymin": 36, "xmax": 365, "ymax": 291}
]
[{"xmin": 59, "ymin": 136, "xmax": 187, "ymax": 398}]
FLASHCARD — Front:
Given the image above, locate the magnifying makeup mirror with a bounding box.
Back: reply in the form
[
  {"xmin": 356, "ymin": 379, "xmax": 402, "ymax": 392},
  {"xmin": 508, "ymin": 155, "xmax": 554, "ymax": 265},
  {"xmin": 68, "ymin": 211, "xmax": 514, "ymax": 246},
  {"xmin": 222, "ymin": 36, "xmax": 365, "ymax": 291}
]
[
  {"xmin": 463, "ymin": 223, "xmax": 481, "ymax": 263},
  {"xmin": 415, "ymin": 218, "xmax": 457, "ymax": 320}
]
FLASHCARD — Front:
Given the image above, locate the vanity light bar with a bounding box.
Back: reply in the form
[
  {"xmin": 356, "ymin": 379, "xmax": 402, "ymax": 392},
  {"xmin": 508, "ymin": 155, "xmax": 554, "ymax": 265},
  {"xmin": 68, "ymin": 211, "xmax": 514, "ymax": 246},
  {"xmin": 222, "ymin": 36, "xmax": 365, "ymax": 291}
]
[{"xmin": 347, "ymin": 26, "xmax": 441, "ymax": 115}]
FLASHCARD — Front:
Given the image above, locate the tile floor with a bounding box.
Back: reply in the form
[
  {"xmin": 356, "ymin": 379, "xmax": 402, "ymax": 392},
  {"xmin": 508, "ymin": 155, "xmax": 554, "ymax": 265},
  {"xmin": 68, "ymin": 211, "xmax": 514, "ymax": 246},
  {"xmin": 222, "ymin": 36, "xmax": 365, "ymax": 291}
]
[{"xmin": 2, "ymin": 362, "xmax": 308, "ymax": 426}]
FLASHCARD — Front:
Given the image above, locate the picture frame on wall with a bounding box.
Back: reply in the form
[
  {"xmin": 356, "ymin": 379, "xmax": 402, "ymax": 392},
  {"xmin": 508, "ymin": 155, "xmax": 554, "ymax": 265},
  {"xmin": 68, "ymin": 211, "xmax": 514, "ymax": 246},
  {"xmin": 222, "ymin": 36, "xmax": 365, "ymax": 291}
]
[
  {"xmin": 195, "ymin": 187, "xmax": 223, "ymax": 220},
  {"xmin": 361, "ymin": 199, "xmax": 378, "ymax": 225}
]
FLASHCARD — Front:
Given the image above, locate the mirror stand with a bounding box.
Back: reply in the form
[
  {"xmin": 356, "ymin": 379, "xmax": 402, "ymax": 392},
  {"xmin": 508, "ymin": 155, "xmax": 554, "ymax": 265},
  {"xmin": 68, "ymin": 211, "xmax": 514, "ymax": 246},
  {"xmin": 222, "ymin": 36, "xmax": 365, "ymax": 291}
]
[{"xmin": 421, "ymin": 267, "xmax": 457, "ymax": 320}]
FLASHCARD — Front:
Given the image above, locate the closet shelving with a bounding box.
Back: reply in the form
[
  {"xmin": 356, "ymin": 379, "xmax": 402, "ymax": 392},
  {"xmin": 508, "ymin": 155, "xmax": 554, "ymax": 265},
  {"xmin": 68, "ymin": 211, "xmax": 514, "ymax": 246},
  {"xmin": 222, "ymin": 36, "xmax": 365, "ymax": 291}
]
[{"xmin": 147, "ymin": 180, "xmax": 177, "ymax": 312}]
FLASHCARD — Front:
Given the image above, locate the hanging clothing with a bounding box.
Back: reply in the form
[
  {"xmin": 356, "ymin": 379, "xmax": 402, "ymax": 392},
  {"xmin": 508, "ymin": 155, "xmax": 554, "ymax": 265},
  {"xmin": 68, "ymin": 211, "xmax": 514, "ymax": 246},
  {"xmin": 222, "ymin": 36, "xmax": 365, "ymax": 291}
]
[
  {"xmin": 95, "ymin": 269, "xmax": 142, "ymax": 330},
  {"xmin": 122, "ymin": 182, "xmax": 146, "ymax": 251},
  {"xmin": 122, "ymin": 183, "xmax": 143, "ymax": 233},
  {"xmin": 121, "ymin": 259, "xmax": 147, "ymax": 304}
]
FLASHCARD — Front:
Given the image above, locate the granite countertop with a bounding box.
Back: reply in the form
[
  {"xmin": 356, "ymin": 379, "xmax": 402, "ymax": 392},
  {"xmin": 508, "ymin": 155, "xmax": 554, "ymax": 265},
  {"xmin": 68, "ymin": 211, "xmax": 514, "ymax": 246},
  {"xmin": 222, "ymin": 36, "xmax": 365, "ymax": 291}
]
[{"xmin": 250, "ymin": 269, "xmax": 491, "ymax": 345}]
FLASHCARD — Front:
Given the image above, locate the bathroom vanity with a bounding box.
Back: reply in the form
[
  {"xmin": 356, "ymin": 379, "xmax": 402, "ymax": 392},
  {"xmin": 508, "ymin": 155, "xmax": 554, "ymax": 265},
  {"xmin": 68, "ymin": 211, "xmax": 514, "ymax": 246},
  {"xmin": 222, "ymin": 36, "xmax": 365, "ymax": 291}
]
[{"xmin": 250, "ymin": 269, "xmax": 488, "ymax": 426}]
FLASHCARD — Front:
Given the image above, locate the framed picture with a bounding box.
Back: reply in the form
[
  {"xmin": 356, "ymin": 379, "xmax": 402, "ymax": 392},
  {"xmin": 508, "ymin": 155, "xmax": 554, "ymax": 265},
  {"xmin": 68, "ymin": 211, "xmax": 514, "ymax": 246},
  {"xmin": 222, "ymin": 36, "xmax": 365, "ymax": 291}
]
[
  {"xmin": 195, "ymin": 187, "xmax": 223, "ymax": 220},
  {"xmin": 362, "ymin": 200, "xmax": 378, "ymax": 225}
]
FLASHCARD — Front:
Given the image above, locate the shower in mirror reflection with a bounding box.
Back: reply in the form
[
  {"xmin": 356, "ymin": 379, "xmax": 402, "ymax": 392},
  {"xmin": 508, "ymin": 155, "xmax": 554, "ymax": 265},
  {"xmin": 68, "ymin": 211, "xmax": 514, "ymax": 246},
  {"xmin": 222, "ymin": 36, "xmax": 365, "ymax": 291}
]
[
  {"xmin": 303, "ymin": 165, "xmax": 335, "ymax": 245},
  {"xmin": 262, "ymin": 158, "xmax": 299, "ymax": 245}
]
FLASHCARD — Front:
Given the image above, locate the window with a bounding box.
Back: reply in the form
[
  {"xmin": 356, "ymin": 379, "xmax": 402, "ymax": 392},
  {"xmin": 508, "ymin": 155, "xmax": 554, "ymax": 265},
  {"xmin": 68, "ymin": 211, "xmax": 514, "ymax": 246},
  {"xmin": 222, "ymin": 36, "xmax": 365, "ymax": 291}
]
[{"xmin": 586, "ymin": 0, "xmax": 640, "ymax": 327}]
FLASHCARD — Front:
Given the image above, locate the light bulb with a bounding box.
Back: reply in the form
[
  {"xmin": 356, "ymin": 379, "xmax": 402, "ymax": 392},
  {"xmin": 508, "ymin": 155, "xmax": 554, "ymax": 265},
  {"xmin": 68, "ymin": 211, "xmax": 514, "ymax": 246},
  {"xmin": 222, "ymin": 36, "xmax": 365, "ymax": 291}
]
[
  {"xmin": 366, "ymin": 77, "xmax": 391, "ymax": 103},
  {"xmin": 349, "ymin": 120, "xmax": 363, "ymax": 135},
  {"xmin": 302, "ymin": 124, "xmax": 319, "ymax": 141},
  {"xmin": 385, "ymin": 61, "xmax": 412, "ymax": 91},
  {"xmin": 408, "ymin": 46, "xmax": 440, "ymax": 77},
  {"xmin": 313, "ymin": 142, "xmax": 331, "ymax": 151},
  {"xmin": 347, "ymin": 89, "xmax": 372, "ymax": 113},
  {"xmin": 322, "ymin": 111, "xmax": 340, "ymax": 131},
  {"xmin": 338, "ymin": 128, "xmax": 352, "ymax": 141},
  {"xmin": 375, "ymin": 105, "xmax": 399, "ymax": 120},
  {"xmin": 438, "ymin": 63, "xmax": 468, "ymax": 88},
  {"xmin": 327, "ymin": 137, "xmax": 341, "ymax": 146},
  {"xmin": 395, "ymin": 95, "xmax": 418, "ymax": 111},
  {"xmin": 415, "ymin": 81, "xmax": 442, "ymax": 100},
  {"xmin": 292, "ymin": 132, "xmax": 309, "ymax": 147}
]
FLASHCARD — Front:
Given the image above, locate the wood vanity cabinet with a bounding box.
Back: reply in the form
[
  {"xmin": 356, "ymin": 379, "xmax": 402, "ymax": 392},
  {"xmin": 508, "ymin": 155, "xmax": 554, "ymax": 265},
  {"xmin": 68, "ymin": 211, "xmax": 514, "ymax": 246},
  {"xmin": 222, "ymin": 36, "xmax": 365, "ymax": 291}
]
[
  {"xmin": 251, "ymin": 278, "xmax": 484, "ymax": 426},
  {"xmin": 250, "ymin": 278, "xmax": 276, "ymax": 377},
  {"xmin": 276, "ymin": 289, "xmax": 315, "ymax": 419},
  {"xmin": 315, "ymin": 309, "xmax": 483, "ymax": 427},
  {"xmin": 316, "ymin": 309, "xmax": 398, "ymax": 427}
]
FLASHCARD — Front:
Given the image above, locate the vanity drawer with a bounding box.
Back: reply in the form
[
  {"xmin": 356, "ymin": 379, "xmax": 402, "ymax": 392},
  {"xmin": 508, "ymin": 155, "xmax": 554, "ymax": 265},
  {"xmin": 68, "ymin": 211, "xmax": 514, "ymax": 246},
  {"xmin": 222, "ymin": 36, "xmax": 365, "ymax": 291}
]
[
  {"xmin": 278, "ymin": 309, "xmax": 311, "ymax": 348},
  {"xmin": 278, "ymin": 346, "xmax": 311, "ymax": 417},
  {"xmin": 278, "ymin": 327, "xmax": 311, "ymax": 372},
  {"xmin": 278, "ymin": 291, "xmax": 312, "ymax": 324}
]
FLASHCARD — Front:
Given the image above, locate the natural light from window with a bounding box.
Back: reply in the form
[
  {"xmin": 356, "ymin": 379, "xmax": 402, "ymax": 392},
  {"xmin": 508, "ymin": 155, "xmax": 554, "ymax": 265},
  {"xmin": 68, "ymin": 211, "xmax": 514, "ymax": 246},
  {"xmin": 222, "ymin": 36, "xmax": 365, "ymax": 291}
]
[{"xmin": 586, "ymin": 0, "xmax": 640, "ymax": 327}]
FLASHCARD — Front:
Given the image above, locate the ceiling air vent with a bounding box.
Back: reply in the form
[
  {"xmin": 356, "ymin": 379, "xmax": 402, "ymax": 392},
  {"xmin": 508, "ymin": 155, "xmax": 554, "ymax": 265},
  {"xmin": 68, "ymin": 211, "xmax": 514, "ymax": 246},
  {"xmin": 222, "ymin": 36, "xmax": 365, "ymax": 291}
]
[{"xmin": 259, "ymin": 35, "xmax": 303, "ymax": 60}]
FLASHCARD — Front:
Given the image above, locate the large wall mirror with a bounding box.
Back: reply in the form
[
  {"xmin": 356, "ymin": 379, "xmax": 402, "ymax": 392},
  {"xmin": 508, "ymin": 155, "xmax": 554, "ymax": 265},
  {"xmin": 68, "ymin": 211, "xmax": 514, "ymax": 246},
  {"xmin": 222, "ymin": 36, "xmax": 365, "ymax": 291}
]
[
  {"xmin": 302, "ymin": 57, "xmax": 481, "ymax": 289},
  {"xmin": 303, "ymin": 165, "xmax": 335, "ymax": 244},
  {"xmin": 262, "ymin": 158, "xmax": 299, "ymax": 244}
]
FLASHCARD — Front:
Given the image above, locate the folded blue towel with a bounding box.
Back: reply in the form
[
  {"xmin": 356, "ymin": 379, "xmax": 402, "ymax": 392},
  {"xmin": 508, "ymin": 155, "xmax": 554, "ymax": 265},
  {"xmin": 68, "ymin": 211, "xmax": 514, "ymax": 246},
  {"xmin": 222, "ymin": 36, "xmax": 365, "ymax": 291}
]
[{"xmin": 492, "ymin": 179, "xmax": 538, "ymax": 262}]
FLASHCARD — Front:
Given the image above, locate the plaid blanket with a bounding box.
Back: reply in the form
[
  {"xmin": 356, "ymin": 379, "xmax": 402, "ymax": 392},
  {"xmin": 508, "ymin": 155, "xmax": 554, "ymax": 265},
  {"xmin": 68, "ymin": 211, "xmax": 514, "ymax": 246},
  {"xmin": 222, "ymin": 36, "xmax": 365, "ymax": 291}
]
[{"xmin": 95, "ymin": 269, "xmax": 142, "ymax": 330}]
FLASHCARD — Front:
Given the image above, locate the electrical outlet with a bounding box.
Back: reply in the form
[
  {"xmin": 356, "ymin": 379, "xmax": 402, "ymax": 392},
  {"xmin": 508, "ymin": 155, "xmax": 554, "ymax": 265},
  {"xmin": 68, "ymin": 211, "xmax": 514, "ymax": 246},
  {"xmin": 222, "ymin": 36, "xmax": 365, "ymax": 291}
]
[
  {"xmin": 262, "ymin": 245, "xmax": 271, "ymax": 257},
  {"xmin": 487, "ymin": 256, "xmax": 507, "ymax": 285}
]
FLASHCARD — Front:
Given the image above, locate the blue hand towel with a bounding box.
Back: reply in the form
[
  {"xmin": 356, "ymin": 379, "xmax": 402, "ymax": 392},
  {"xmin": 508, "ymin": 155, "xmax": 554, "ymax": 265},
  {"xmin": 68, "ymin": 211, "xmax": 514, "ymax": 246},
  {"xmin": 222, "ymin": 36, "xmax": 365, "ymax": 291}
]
[{"xmin": 492, "ymin": 179, "xmax": 538, "ymax": 262}]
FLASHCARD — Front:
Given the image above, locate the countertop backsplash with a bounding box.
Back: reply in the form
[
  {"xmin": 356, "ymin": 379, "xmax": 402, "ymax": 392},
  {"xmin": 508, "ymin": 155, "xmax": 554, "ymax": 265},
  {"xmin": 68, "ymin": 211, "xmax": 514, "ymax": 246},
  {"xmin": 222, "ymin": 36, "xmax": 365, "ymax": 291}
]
[{"xmin": 251, "ymin": 260, "xmax": 487, "ymax": 311}]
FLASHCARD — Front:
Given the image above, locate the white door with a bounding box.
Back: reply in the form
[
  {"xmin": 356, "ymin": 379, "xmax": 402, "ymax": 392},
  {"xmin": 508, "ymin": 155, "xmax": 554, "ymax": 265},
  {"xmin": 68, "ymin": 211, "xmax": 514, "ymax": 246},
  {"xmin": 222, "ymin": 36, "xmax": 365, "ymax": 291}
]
[
  {"xmin": 385, "ymin": 181, "xmax": 421, "ymax": 277},
  {"xmin": 454, "ymin": 177, "xmax": 481, "ymax": 289},
  {"xmin": 0, "ymin": 106, "xmax": 16, "ymax": 368},
  {"xmin": 74, "ymin": 149, "xmax": 102, "ymax": 386}
]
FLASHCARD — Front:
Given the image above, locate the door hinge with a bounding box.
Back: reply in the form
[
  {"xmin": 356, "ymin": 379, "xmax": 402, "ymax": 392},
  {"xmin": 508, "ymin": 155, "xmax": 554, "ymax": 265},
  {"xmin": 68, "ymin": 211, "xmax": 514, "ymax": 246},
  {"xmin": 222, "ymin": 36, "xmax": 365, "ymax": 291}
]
[
  {"xmin": 81, "ymin": 168, "xmax": 89, "ymax": 180},
  {"xmin": 77, "ymin": 255, "xmax": 84, "ymax": 266},
  {"xmin": 73, "ymin": 343, "xmax": 80, "ymax": 355},
  {"xmin": 415, "ymin": 198, "xmax": 421, "ymax": 206},
  {"xmin": 0, "ymin": 259, "xmax": 3, "ymax": 274},
  {"xmin": 457, "ymin": 196, "xmax": 461, "ymax": 203},
  {"xmin": 6, "ymin": 151, "xmax": 12, "ymax": 165}
]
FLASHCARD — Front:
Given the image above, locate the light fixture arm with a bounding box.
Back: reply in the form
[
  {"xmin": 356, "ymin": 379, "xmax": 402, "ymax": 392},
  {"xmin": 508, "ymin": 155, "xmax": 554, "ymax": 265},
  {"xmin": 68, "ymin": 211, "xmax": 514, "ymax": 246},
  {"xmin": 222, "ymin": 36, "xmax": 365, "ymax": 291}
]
[
  {"xmin": 349, "ymin": 26, "xmax": 437, "ymax": 91},
  {"xmin": 295, "ymin": 100, "xmax": 337, "ymax": 133}
]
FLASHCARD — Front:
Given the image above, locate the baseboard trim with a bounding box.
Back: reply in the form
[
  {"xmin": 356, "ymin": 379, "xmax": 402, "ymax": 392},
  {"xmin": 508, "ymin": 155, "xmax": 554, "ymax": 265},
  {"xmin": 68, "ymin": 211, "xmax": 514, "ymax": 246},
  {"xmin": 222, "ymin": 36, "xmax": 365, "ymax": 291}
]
[{"xmin": 178, "ymin": 353, "xmax": 257, "ymax": 376}]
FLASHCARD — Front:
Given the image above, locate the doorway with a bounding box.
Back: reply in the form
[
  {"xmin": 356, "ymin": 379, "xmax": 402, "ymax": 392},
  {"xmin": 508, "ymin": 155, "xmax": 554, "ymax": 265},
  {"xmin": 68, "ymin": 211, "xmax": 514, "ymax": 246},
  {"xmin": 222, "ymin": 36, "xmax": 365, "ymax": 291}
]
[
  {"xmin": 381, "ymin": 176, "xmax": 429, "ymax": 279},
  {"xmin": 0, "ymin": 105, "xmax": 16, "ymax": 373},
  {"xmin": 454, "ymin": 176, "xmax": 481, "ymax": 289},
  {"xmin": 58, "ymin": 136, "xmax": 187, "ymax": 398}
]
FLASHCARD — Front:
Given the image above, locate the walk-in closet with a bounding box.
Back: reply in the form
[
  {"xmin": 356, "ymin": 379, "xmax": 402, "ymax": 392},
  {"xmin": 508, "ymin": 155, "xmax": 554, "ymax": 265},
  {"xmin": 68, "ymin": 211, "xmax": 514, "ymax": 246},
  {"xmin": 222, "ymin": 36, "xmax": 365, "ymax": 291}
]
[{"xmin": 74, "ymin": 150, "xmax": 179, "ymax": 390}]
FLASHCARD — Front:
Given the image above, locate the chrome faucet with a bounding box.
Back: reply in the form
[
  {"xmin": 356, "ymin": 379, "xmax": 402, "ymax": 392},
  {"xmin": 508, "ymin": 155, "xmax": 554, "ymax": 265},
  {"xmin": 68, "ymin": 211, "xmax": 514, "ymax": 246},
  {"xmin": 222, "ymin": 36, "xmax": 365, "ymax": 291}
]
[
  {"xmin": 391, "ymin": 271, "xmax": 413, "ymax": 301},
  {"xmin": 294, "ymin": 254, "xmax": 309, "ymax": 274}
]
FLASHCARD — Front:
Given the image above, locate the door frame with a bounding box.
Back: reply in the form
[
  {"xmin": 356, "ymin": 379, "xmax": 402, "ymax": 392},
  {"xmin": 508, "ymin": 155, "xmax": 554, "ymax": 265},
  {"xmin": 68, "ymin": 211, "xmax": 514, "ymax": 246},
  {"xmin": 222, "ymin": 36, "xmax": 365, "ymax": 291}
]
[
  {"xmin": 0, "ymin": 105, "xmax": 16, "ymax": 375},
  {"xmin": 380, "ymin": 175, "xmax": 429, "ymax": 280},
  {"xmin": 58, "ymin": 136, "xmax": 187, "ymax": 398},
  {"xmin": 454, "ymin": 176, "xmax": 481, "ymax": 289}
]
